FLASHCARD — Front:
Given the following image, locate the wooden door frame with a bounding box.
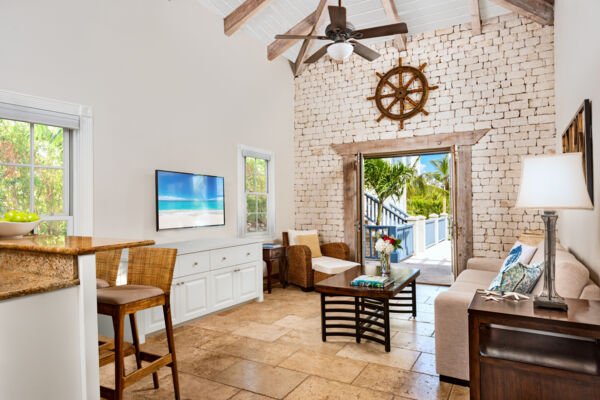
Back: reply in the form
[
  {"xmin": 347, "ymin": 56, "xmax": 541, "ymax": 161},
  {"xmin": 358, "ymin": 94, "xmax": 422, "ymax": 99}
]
[{"xmin": 332, "ymin": 129, "xmax": 489, "ymax": 275}]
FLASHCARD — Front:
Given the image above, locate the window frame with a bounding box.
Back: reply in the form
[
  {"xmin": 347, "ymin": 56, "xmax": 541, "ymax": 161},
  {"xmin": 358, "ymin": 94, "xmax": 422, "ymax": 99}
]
[
  {"xmin": 0, "ymin": 90, "xmax": 93, "ymax": 236},
  {"xmin": 237, "ymin": 145, "xmax": 275, "ymax": 239}
]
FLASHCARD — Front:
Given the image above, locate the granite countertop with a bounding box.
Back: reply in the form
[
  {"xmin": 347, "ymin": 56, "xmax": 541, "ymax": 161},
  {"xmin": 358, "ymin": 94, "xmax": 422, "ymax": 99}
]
[
  {"xmin": 0, "ymin": 235, "xmax": 155, "ymax": 255},
  {"xmin": 0, "ymin": 270, "xmax": 79, "ymax": 301}
]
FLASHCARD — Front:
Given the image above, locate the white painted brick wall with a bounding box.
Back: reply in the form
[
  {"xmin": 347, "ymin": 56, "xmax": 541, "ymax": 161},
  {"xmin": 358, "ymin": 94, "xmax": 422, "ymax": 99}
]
[{"xmin": 294, "ymin": 13, "xmax": 555, "ymax": 259}]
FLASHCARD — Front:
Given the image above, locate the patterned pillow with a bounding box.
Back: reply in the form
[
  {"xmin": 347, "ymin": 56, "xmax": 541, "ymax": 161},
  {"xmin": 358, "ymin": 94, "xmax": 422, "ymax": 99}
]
[
  {"xmin": 488, "ymin": 261, "xmax": 545, "ymax": 294},
  {"xmin": 502, "ymin": 241, "xmax": 537, "ymax": 269}
]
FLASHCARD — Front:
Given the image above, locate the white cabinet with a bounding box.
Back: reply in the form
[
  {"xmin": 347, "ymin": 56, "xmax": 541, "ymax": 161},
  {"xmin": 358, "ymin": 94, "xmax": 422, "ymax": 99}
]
[{"xmin": 143, "ymin": 238, "xmax": 263, "ymax": 336}]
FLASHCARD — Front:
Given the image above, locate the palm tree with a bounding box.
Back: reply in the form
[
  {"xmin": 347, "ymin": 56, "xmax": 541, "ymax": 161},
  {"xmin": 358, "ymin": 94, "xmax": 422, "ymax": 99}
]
[
  {"xmin": 429, "ymin": 155, "xmax": 450, "ymax": 213},
  {"xmin": 364, "ymin": 158, "xmax": 418, "ymax": 225}
]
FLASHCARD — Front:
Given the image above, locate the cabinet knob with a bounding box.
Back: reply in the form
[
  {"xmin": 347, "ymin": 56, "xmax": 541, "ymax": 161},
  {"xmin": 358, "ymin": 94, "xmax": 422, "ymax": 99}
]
[
  {"xmin": 246, "ymin": 252, "xmax": 251, "ymax": 256},
  {"xmin": 193, "ymin": 262, "xmax": 198, "ymax": 266},
  {"xmin": 222, "ymin": 256, "xmax": 227, "ymax": 261}
]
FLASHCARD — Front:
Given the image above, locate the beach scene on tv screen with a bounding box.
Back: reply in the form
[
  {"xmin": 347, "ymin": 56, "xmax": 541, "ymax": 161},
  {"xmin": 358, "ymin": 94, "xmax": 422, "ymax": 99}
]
[{"xmin": 157, "ymin": 171, "xmax": 224, "ymax": 229}]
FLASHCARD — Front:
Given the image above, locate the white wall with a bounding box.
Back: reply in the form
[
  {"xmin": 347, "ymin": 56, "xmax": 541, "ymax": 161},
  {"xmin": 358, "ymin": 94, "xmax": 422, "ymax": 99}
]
[
  {"xmin": 0, "ymin": 0, "xmax": 294, "ymax": 243},
  {"xmin": 555, "ymin": 0, "xmax": 600, "ymax": 282}
]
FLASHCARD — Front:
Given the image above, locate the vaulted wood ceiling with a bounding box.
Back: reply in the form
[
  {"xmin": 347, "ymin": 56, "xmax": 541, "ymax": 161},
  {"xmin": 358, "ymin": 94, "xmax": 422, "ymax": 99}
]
[{"xmin": 198, "ymin": 0, "xmax": 554, "ymax": 73}]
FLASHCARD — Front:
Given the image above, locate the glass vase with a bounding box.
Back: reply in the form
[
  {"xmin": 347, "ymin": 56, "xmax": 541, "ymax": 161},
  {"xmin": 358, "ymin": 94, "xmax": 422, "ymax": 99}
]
[{"xmin": 380, "ymin": 253, "xmax": 390, "ymax": 277}]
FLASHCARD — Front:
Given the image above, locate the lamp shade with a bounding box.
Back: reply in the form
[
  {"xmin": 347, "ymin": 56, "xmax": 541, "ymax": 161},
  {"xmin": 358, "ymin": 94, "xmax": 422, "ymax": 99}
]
[
  {"xmin": 327, "ymin": 42, "xmax": 353, "ymax": 61},
  {"xmin": 515, "ymin": 153, "xmax": 593, "ymax": 210}
]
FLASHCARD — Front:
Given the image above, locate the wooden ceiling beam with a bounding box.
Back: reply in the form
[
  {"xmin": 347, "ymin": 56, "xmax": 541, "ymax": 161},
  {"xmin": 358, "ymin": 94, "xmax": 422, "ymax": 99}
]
[
  {"xmin": 293, "ymin": 0, "xmax": 329, "ymax": 77},
  {"xmin": 470, "ymin": 0, "xmax": 482, "ymax": 35},
  {"xmin": 224, "ymin": 0, "xmax": 276, "ymax": 36},
  {"xmin": 267, "ymin": 11, "xmax": 317, "ymax": 61},
  {"xmin": 381, "ymin": 0, "xmax": 406, "ymax": 51},
  {"xmin": 490, "ymin": 0, "xmax": 554, "ymax": 25}
]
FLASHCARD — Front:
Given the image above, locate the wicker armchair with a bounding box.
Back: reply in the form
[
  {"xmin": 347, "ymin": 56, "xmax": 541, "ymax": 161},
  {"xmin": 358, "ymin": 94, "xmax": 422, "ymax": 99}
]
[{"xmin": 283, "ymin": 232, "xmax": 352, "ymax": 291}]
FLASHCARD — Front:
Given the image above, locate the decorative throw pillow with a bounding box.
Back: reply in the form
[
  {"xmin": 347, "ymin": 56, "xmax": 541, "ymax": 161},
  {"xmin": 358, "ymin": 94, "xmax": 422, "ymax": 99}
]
[
  {"xmin": 296, "ymin": 234, "xmax": 322, "ymax": 258},
  {"xmin": 488, "ymin": 261, "xmax": 545, "ymax": 294},
  {"xmin": 502, "ymin": 241, "xmax": 537, "ymax": 269},
  {"xmin": 288, "ymin": 229, "xmax": 318, "ymax": 246}
]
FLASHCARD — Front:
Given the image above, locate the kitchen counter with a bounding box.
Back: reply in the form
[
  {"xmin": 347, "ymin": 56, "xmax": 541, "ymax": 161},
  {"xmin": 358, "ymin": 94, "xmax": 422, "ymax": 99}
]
[
  {"xmin": 0, "ymin": 269, "xmax": 79, "ymax": 301},
  {"xmin": 0, "ymin": 234, "xmax": 155, "ymax": 399}
]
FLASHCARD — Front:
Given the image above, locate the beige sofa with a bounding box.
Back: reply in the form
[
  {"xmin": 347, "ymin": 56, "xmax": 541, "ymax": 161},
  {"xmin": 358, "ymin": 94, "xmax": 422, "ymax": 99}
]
[{"xmin": 434, "ymin": 239, "xmax": 600, "ymax": 383}]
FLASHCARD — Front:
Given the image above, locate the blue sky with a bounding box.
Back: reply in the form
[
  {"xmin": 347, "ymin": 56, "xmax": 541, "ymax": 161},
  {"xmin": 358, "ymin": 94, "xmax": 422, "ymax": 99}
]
[
  {"xmin": 157, "ymin": 171, "xmax": 224, "ymax": 201},
  {"xmin": 419, "ymin": 153, "xmax": 447, "ymax": 174}
]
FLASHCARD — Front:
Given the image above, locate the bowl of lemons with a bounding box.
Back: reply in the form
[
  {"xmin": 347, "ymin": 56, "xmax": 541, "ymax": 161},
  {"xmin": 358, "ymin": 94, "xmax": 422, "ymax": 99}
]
[{"xmin": 0, "ymin": 211, "xmax": 41, "ymax": 238}]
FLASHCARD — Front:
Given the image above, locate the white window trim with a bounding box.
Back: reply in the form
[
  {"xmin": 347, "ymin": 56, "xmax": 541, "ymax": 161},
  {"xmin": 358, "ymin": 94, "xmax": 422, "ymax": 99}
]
[
  {"xmin": 237, "ymin": 144, "xmax": 275, "ymax": 240},
  {"xmin": 0, "ymin": 89, "xmax": 93, "ymax": 235}
]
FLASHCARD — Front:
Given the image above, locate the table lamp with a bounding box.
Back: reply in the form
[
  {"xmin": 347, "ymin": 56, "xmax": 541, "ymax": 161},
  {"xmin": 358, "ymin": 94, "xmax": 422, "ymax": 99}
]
[{"xmin": 515, "ymin": 153, "xmax": 593, "ymax": 310}]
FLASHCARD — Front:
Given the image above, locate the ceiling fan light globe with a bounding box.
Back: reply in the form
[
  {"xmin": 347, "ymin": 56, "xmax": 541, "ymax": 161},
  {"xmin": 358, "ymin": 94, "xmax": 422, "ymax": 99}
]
[{"xmin": 327, "ymin": 42, "xmax": 353, "ymax": 61}]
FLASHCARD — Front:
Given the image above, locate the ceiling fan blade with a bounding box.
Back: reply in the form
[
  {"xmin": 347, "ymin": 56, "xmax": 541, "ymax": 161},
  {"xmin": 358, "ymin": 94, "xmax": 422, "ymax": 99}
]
[
  {"xmin": 328, "ymin": 5, "xmax": 347, "ymax": 31},
  {"xmin": 305, "ymin": 43, "xmax": 331, "ymax": 64},
  {"xmin": 353, "ymin": 22, "xmax": 408, "ymax": 39},
  {"xmin": 350, "ymin": 40, "xmax": 381, "ymax": 61},
  {"xmin": 275, "ymin": 34, "xmax": 328, "ymax": 40}
]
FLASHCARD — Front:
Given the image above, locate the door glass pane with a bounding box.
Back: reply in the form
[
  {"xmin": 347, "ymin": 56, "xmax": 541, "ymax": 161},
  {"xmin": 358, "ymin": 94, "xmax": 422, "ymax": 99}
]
[
  {"xmin": 257, "ymin": 213, "xmax": 267, "ymax": 232},
  {"xmin": 0, "ymin": 166, "xmax": 30, "ymax": 214},
  {"xmin": 0, "ymin": 119, "xmax": 30, "ymax": 164},
  {"xmin": 246, "ymin": 194, "xmax": 256, "ymax": 213},
  {"xmin": 34, "ymin": 168, "xmax": 64, "ymax": 215},
  {"xmin": 246, "ymin": 213, "xmax": 257, "ymax": 232},
  {"xmin": 37, "ymin": 220, "xmax": 68, "ymax": 235},
  {"xmin": 256, "ymin": 194, "xmax": 267, "ymax": 213},
  {"xmin": 34, "ymin": 124, "xmax": 63, "ymax": 167}
]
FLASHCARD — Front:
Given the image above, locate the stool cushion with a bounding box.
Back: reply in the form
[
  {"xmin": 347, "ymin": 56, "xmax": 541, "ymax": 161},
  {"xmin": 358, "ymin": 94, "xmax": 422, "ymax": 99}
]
[
  {"xmin": 96, "ymin": 278, "xmax": 110, "ymax": 289},
  {"xmin": 97, "ymin": 285, "xmax": 164, "ymax": 305}
]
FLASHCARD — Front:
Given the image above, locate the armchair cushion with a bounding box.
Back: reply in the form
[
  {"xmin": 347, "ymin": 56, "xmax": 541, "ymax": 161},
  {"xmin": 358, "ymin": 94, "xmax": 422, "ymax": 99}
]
[
  {"xmin": 312, "ymin": 256, "xmax": 360, "ymax": 276},
  {"xmin": 287, "ymin": 229, "xmax": 318, "ymax": 246}
]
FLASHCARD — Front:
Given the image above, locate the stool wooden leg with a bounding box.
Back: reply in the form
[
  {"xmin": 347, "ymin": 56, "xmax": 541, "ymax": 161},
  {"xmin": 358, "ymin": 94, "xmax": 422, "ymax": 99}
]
[
  {"xmin": 129, "ymin": 313, "xmax": 159, "ymax": 389},
  {"xmin": 163, "ymin": 301, "xmax": 180, "ymax": 400},
  {"xmin": 113, "ymin": 309, "xmax": 125, "ymax": 400}
]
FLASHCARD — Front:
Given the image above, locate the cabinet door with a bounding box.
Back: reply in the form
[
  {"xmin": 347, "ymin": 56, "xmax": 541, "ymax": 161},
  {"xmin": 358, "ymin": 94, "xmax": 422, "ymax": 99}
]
[
  {"xmin": 237, "ymin": 262, "xmax": 259, "ymax": 303},
  {"xmin": 210, "ymin": 266, "xmax": 236, "ymax": 311},
  {"xmin": 179, "ymin": 273, "xmax": 209, "ymax": 321},
  {"xmin": 144, "ymin": 281, "xmax": 177, "ymax": 334}
]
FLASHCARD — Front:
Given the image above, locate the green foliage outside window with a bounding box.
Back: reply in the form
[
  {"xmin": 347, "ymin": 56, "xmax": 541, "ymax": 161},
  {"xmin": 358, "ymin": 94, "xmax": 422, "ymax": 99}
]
[{"xmin": 245, "ymin": 156, "xmax": 268, "ymax": 233}]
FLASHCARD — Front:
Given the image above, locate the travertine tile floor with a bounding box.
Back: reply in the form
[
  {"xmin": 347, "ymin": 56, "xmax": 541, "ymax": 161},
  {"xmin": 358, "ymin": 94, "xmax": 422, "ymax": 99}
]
[{"xmin": 100, "ymin": 283, "xmax": 469, "ymax": 400}]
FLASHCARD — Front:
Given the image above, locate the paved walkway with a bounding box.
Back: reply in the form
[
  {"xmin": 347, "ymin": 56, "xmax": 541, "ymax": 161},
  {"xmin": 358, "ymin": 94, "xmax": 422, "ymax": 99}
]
[{"xmin": 367, "ymin": 240, "xmax": 453, "ymax": 285}]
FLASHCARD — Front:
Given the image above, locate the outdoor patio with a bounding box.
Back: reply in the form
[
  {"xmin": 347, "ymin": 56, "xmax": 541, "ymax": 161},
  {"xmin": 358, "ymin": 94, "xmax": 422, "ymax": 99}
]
[{"xmin": 367, "ymin": 239, "xmax": 453, "ymax": 286}]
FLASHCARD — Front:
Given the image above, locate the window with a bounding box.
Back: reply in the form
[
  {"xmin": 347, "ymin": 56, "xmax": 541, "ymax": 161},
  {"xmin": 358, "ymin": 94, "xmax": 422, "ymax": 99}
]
[
  {"xmin": 0, "ymin": 118, "xmax": 72, "ymax": 235},
  {"xmin": 238, "ymin": 145, "xmax": 275, "ymax": 238}
]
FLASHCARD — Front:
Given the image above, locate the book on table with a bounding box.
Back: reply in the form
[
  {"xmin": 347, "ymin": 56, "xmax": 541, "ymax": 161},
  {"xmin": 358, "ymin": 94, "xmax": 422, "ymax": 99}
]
[
  {"xmin": 263, "ymin": 243, "xmax": 282, "ymax": 249},
  {"xmin": 350, "ymin": 275, "xmax": 394, "ymax": 288}
]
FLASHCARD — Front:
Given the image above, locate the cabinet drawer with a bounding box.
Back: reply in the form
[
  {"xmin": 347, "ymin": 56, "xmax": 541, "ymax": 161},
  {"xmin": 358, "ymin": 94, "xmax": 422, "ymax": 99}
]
[
  {"xmin": 210, "ymin": 244, "xmax": 260, "ymax": 270},
  {"xmin": 175, "ymin": 251, "xmax": 210, "ymax": 277}
]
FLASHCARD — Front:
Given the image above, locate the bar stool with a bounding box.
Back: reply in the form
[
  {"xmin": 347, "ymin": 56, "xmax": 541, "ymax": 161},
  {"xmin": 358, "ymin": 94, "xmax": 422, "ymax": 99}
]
[
  {"xmin": 97, "ymin": 247, "xmax": 180, "ymax": 400},
  {"xmin": 96, "ymin": 249, "xmax": 122, "ymax": 289}
]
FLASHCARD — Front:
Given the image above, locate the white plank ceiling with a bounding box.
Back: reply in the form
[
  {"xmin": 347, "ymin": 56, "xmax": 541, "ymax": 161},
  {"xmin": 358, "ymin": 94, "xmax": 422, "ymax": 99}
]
[{"xmin": 197, "ymin": 0, "xmax": 511, "ymax": 61}]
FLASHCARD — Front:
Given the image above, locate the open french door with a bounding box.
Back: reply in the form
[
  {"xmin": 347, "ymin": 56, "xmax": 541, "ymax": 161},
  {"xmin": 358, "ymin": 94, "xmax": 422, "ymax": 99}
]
[
  {"xmin": 449, "ymin": 145, "xmax": 459, "ymax": 280},
  {"xmin": 356, "ymin": 152, "xmax": 365, "ymax": 265}
]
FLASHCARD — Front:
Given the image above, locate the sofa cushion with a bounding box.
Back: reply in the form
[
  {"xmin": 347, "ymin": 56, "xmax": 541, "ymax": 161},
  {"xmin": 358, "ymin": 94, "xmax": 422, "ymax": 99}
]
[
  {"xmin": 502, "ymin": 241, "xmax": 537, "ymax": 269},
  {"xmin": 311, "ymin": 256, "xmax": 359, "ymax": 275},
  {"xmin": 448, "ymin": 280, "xmax": 489, "ymax": 293},
  {"xmin": 466, "ymin": 257, "xmax": 504, "ymax": 272},
  {"xmin": 488, "ymin": 261, "xmax": 544, "ymax": 294},
  {"xmin": 456, "ymin": 269, "xmax": 499, "ymax": 286},
  {"xmin": 580, "ymin": 281, "xmax": 600, "ymax": 300},
  {"xmin": 296, "ymin": 233, "xmax": 322, "ymax": 258}
]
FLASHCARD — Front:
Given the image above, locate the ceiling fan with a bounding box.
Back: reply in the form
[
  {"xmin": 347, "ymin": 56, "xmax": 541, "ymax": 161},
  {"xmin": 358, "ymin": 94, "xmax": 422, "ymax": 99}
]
[{"xmin": 275, "ymin": 0, "xmax": 408, "ymax": 64}]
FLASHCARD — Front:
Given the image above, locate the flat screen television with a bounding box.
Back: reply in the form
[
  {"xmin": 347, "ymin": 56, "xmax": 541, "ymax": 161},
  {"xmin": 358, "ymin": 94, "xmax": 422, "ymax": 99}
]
[{"xmin": 155, "ymin": 170, "xmax": 225, "ymax": 230}]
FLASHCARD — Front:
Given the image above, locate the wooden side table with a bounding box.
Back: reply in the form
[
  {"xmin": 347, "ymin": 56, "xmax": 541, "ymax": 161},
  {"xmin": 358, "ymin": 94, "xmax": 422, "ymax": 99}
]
[
  {"xmin": 262, "ymin": 247, "xmax": 288, "ymax": 294},
  {"xmin": 468, "ymin": 293, "xmax": 600, "ymax": 400}
]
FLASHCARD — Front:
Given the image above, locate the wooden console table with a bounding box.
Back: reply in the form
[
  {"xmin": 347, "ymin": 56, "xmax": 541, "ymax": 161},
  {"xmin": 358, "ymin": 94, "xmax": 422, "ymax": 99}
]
[{"xmin": 468, "ymin": 293, "xmax": 600, "ymax": 400}]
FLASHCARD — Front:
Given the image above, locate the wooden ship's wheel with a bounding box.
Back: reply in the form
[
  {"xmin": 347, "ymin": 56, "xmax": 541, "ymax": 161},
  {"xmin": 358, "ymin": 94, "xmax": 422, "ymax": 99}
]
[{"xmin": 368, "ymin": 58, "xmax": 438, "ymax": 128}]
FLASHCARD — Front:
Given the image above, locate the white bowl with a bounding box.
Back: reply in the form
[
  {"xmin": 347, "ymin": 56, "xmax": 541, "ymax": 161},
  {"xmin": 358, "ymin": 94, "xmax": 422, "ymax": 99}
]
[{"xmin": 0, "ymin": 220, "xmax": 41, "ymax": 238}]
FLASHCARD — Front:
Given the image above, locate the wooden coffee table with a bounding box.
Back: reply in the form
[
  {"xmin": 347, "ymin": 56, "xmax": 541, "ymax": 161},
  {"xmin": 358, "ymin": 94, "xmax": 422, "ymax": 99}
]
[{"xmin": 315, "ymin": 266, "xmax": 420, "ymax": 352}]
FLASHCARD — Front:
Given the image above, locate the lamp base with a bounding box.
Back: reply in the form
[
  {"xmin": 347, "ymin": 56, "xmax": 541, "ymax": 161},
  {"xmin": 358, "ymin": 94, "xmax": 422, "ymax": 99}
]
[{"xmin": 534, "ymin": 294, "xmax": 568, "ymax": 311}]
